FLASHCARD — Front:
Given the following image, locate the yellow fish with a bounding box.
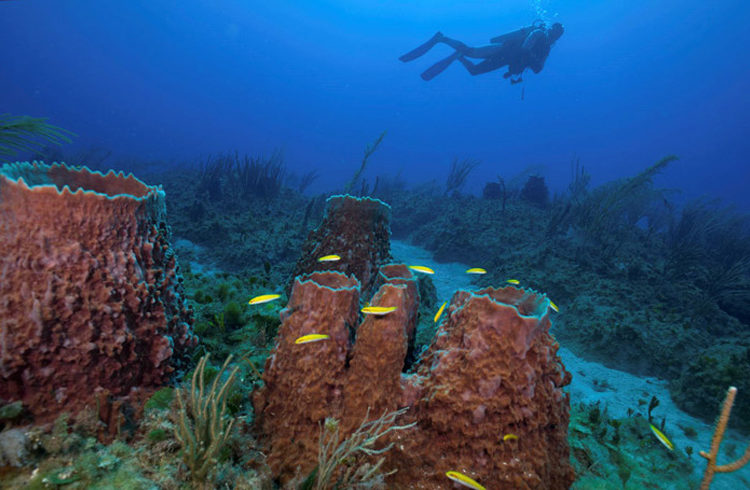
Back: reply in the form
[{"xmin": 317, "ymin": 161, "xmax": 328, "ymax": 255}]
[
  {"xmin": 318, "ymin": 254, "xmax": 341, "ymax": 262},
  {"xmin": 294, "ymin": 334, "xmax": 330, "ymax": 344},
  {"xmin": 649, "ymin": 423, "xmax": 674, "ymax": 451},
  {"xmin": 445, "ymin": 471, "xmax": 485, "ymax": 490},
  {"xmin": 506, "ymin": 279, "xmax": 520, "ymax": 285},
  {"xmin": 549, "ymin": 300, "xmax": 559, "ymax": 313},
  {"xmin": 248, "ymin": 293, "xmax": 281, "ymax": 305},
  {"xmin": 361, "ymin": 306, "xmax": 397, "ymax": 316},
  {"xmin": 503, "ymin": 433, "xmax": 519, "ymax": 441},
  {"xmin": 465, "ymin": 267, "xmax": 487, "ymax": 274},
  {"xmin": 409, "ymin": 265, "xmax": 435, "ymax": 275},
  {"xmin": 434, "ymin": 301, "xmax": 447, "ymax": 323}
]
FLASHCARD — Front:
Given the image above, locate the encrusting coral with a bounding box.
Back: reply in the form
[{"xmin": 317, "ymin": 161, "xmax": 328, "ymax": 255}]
[{"xmin": 0, "ymin": 161, "xmax": 196, "ymax": 423}]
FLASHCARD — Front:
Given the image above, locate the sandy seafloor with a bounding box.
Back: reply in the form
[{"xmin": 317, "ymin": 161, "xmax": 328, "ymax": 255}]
[{"xmin": 390, "ymin": 239, "xmax": 750, "ymax": 489}]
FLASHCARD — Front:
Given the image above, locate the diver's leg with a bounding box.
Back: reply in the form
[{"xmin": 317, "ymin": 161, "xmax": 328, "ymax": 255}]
[
  {"xmin": 399, "ymin": 32, "xmax": 444, "ymax": 62},
  {"xmin": 420, "ymin": 52, "xmax": 462, "ymax": 80},
  {"xmin": 457, "ymin": 55, "xmax": 506, "ymax": 76},
  {"xmin": 437, "ymin": 38, "xmax": 503, "ymax": 59}
]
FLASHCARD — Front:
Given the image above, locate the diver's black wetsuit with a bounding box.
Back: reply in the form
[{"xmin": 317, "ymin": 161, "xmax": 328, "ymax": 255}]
[{"xmin": 399, "ymin": 21, "xmax": 564, "ymax": 84}]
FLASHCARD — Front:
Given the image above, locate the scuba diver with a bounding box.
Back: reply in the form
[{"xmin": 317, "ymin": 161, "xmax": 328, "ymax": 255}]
[{"xmin": 399, "ymin": 20, "xmax": 564, "ymax": 84}]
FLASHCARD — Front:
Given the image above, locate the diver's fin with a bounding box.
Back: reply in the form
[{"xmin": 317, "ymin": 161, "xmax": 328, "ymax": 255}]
[
  {"xmin": 399, "ymin": 32, "xmax": 443, "ymax": 62},
  {"xmin": 420, "ymin": 52, "xmax": 460, "ymax": 81}
]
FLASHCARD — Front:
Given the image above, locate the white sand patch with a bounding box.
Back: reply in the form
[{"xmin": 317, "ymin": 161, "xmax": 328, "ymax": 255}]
[
  {"xmin": 174, "ymin": 238, "xmax": 222, "ymax": 276},
  {"xmin": 390, "ymin": 239, "xmax": 478, "ymax": 301}
]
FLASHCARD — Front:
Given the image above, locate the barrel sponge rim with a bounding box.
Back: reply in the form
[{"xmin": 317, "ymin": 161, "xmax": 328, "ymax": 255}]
[{"xmin": 0, "ymin": 161, "xmax": 163, "ymax": 202}]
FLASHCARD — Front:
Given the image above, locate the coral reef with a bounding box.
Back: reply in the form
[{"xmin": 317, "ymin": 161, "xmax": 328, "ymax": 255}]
[
  {"xmin": 568, "ymin": 400, "xmax": 695, "ymax": 488},
  {"xmin": 0, "ymin": 161, "xmax": 196, "ymax": 423},
  {"xmin": 292, "ymin": 194, "xmax": 392, "ymax": 294},
  {"xmin": 520, "ymin": 175, "xmax": 549, "ymax": 207},
  {"xmin": 482, "ymin": 180, "xmax": 504, "ymax": 200},
  {"xmin": 254, "ymin": 263, "xmax": 573, "ymax": 488},
  {"xmin": 161, "ymin": 155, "xmax": 309, "ymax": 278},
  {"xmin": 383, "ymin": 161, "xmax": 750, "ymax": 434}
]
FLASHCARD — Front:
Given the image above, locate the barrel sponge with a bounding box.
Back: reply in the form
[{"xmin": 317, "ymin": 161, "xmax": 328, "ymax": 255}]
[
  {"xmin": 254, "ymin": 275, "xmax": 574, "ymax": 488},
  {"xmin": 0, "ymin": 161, "xmax": 196, "ymax": 422},
  {"xmin": 393, "ymin": 286, "xmax": 575, "ymax": 488},
  {"xmin": 292, "ymin": 194, "xmax": 392, "ymax": 294}
]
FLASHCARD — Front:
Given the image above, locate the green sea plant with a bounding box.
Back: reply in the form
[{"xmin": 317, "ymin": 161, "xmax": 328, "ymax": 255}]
[
  {"xmin": 174, "ymin": 354, "xmax": 238, "ymax": 483},
  {"xmin": 144, "ymin": 387, "xmax": 175, "ymax": 411},
  {"xmin": 211, "ymin": 312, "xmax": 226, "ymax": 331},
  {"xmin": 300, "ymin": 407, "xmax": 416, "ymax": 490},
  {"xmin": 216, "ymin": 282, "xmax": 231, "ymax": 302},
  {"xmin": 234, "ymin": 150, "xmax": 286, "ymax": 200},
  {"xmin": 0, "ymin": 400, "xmax": 23, "ymax": 421},
  {"xmin": 343, "ymin": 130, "xmax": 386, "ymax": 194},
  {"xmin": 571, "ymin": 155, "xmax": 677, "ymax": 259},
  {"xmin": 223, "ymin": 301, "xmax": 244, "ymax": 327},
  {"xmin": 0, "ymin": 113, "xmax": 74, "ymax": 158},
  {"xmin": 445, "ymin": 157, "xmax": 480, "ymax": 196},
  {"xmin": 148, "ymin": 429, "xmax": 169, "ymax": 442}
]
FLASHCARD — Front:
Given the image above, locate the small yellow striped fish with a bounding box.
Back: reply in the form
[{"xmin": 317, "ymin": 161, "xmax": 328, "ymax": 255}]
[
  {"xmin": 503, "ymin": 433, "xmax": 519, "ymax": 441},
  {"xmin": 248, "ymin": 293, "xmax": 281, "ymax": 305},
  {"xmin": 434, "ymin": 301, "xmax": 447, "ymax": 323},
  {"xmin": 361, "ymin": 306, "xmax": 397, "ymax": 316},
  {"xmin": 409, "ymin": 265, "xmax": 435, "ymax": 274},
  {"xmin": 445, "ymin": 471, "xmax": 485, "ymax": 490},
  {"xmin": 294, "ymin": 334, "xmax": 330, "ymax": 344},
  {"xmin": 465, "ymin": 267, "xmax": 486, "ymax": 274},
  {"xmin": 549, "ymin": 300, "xmax": 559, "ymax": 313},
  {"xmin": 649, "ymin": 424, "xmax": 674, "ymax": 451},
  {"xmin": 318, "ymin": 254, "xmax": 341, "ymax": 262},
  {"xmin": 506, "ymin": 279, "xmax": 520, "ymax": 285}
]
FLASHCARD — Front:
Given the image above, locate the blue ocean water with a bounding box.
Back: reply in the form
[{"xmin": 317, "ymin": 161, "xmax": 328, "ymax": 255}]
[
  {"xmin": 2, "ymin": 1, "xmax": 750, "ymax": 488},
  {"xmin": 1, "ymin": 0, "xmax": 748, "ymax": 206}
]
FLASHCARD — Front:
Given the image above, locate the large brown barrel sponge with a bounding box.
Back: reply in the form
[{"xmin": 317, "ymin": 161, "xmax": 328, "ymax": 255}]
[
  {"xmin": 292, "ymin": 194, "xmax": 392, "ymax": 295},
  {"xmin": 0, "ymin": 161, "xmax": 196, "ymax": 422},
  {"xmin": 253, "ymin": 270, "xmax": 362, "ymax": 482},
  {"xmin": 391, "ymin": 286, "xmax": 575, "ymax": 489},
  {"xmin": 255, "ymin": 269, "xmax": 574, "ymax": 487}
]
